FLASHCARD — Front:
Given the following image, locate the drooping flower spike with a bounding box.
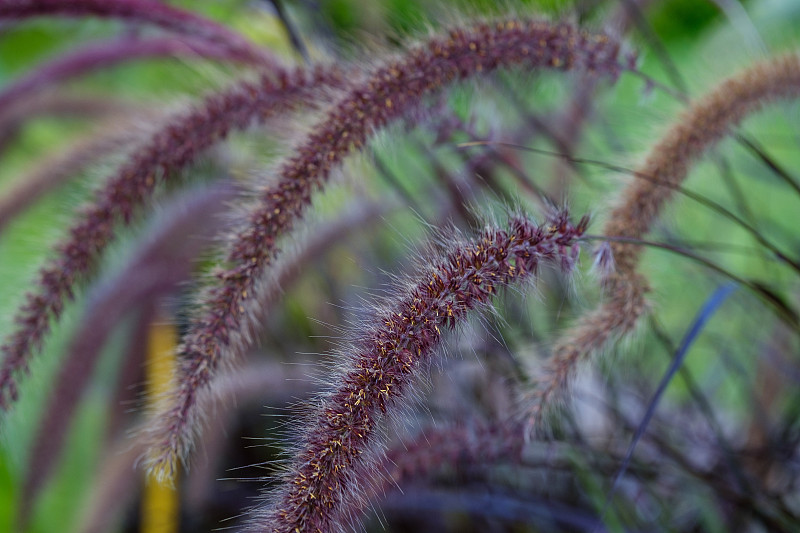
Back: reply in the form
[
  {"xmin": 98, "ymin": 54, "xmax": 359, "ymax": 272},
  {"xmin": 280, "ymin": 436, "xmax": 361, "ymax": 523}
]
[{"xmin": 247, "ymin": 210, "xmax": 588, "ymax": 532}]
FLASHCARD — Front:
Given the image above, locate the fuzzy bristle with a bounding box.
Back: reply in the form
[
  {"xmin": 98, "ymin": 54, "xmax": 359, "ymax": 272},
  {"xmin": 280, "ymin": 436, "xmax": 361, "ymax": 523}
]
[{"xmin": 244, "ymin": 210, "xmax": 587, "ymax": 532}]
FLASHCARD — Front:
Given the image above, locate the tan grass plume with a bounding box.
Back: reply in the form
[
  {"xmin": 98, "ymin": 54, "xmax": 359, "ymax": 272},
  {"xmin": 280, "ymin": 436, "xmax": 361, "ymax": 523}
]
[{"xmin": 524, "ymin": 52, "xmax": 800, "ymax": 429}]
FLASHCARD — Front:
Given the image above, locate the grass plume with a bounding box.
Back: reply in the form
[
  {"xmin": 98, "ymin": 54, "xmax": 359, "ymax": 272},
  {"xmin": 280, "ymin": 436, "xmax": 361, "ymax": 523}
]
[
  {"xmin": 247, "ymin": 210, "xmax": 587, "ymax": 532},
  {"xmin": 526, "ymin": 52, "xmax": 800, "ymax": 430}
]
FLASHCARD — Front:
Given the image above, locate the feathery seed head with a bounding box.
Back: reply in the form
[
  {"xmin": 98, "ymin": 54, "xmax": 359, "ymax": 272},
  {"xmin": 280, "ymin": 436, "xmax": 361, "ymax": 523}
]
[{"xmin": 250, "ymin": 210, "xmax": 587, "ymax": 532}]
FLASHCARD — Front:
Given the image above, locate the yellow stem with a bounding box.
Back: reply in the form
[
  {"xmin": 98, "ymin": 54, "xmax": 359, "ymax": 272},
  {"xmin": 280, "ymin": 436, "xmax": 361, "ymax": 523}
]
[{"xmin": 142, "ymin": 318, "xmax": 179, "ymax": 533}]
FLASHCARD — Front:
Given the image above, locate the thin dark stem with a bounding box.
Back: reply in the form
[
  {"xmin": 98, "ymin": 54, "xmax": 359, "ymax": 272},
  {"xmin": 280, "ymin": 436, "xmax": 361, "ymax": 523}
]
[
  {"xmin": 616, "ymin": 0, "xmax": 689, "ymax": 94},
  {"xmin": 460, "ymin": 140, "xmax": 800, "ymax": 276},
  {"xmin": 370, "ymin": 148, "xmax": 428, "ymax": 216},
  {"xmin": 265, "ymin": 0, "xmax": 310, "ymax": 63},
  {"xmin": 736, "ymin": 133, "xmax": 800, "ymax": 200},
  {"xmin": 648, "ymin": 315, "xmax": 755, "ymax": 495},
  {"xmin": 588, "ymin": 389, "xmax": 798, "ymax": 532}
]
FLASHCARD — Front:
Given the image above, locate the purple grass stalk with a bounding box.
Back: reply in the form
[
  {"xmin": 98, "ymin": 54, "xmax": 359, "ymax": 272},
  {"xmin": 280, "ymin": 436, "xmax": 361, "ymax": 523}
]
[
  {"xmin": 0, "ymin": 36, "xmax": 268, "ymax": 119},
  {"xmin": 0, "ymin": 0, "xmax": 275, "ymax": 67},
  {"xmin": 105, "ymin": 300, "xmax": 151, "ymax": 440},
  {"xmin": 76, "ymin": 360, "xmax": 313, "ymax": 533},
  {"xmin": 0, "ymin": 95, "xmax": 137, "ymax": 154},
  {"xmin": 0, "ymin": 65, "xmax": 346, "ymax": 409},
  {"xmin": 76, "ymin": 437, "xmax": 146, "ymax": 533},
  {"xmin": 369, "ymin": 420, "xmax": 523, "ymax": 501},
  {"xmin": 183, "ymin": 360, "xmax": 318, "ymax": 512},
  {"xmin": 243, "ymin": 211, "xmax": 588, "ymax": 533},
  {"xmin": 0, "ymin": 112, "xmax": 154, "ymax": 234},
  {"xmin": 18, "ymin": 184, "xmax": 235, "ymax": 527},
  {"xmin": 147, "ymin": 19, "xmax": 623, "ymax": 479}
]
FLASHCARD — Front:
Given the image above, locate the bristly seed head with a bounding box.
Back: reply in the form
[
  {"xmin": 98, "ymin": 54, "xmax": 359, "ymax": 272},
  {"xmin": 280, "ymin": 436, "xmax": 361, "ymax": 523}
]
[{"xmin": 248, "ymin": 210, "xmax": 587, "ymax": 533}]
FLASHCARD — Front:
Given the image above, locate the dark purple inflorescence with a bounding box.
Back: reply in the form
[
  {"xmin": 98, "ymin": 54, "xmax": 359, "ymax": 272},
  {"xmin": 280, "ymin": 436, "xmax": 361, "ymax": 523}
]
[
  {"xmin": 0, "ymin": 0, "xmax": 275, "ymax": 67},
  {"xmin": 0, "ymin": 37, "xmax": 267, "ymax": 119},
  {"xmin": 249, "ymin": 211, "xmax": 587, "ymax": 532}
]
